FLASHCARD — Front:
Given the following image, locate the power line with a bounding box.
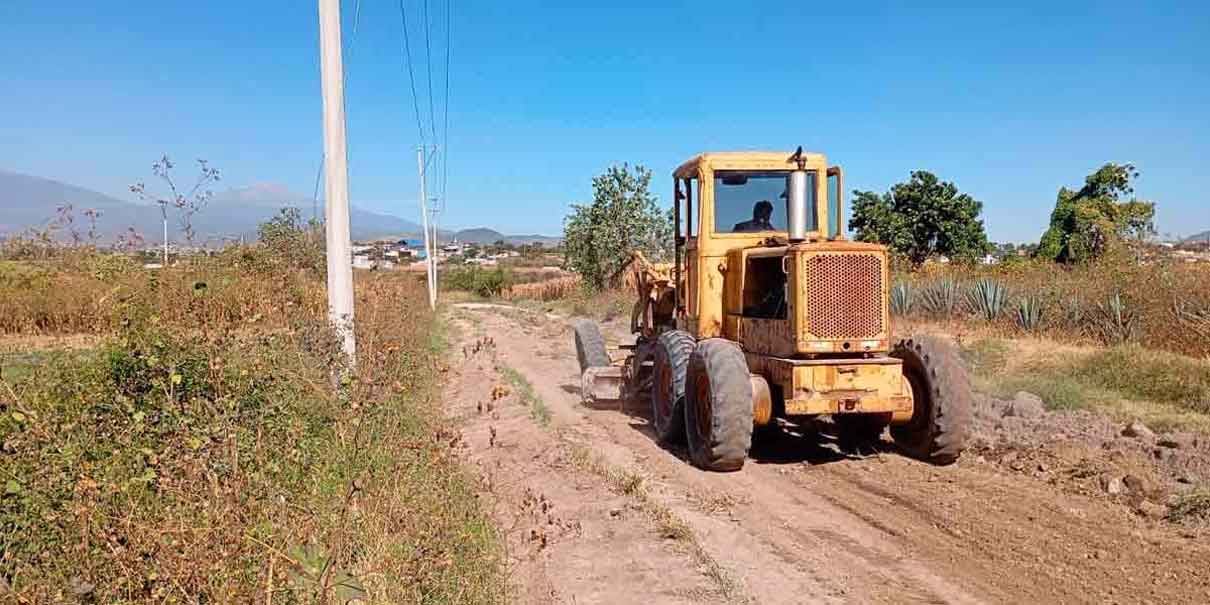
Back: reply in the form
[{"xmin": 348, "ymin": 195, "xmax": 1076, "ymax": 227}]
[
  {"xmin": 423, "ymin": 0, "xmax": 438, "ymax": 144},
  {"xmin": 311, "ymin": 159, "xmax": 324, "ymax": 220},
  {"xmin": 398, "ymin": 0, "xmax": 427, "ymax": 143},
  {"xmin": 440, "ymin": 0, "xmax": 451, "ymax": 204}
]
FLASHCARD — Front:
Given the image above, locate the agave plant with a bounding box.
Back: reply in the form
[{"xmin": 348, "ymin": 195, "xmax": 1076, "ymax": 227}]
[
  {"xmin": 968, "ymin": 278, "xmax": 1008, "ymax": 321},
  {"xmin": 1090, "ymin": 292, "xmax": 1138, "ymax": 345},
  {"xmin": 920, "ymin": 278, "xmax": 962, "ymax": 318},
  {"xmin": 1058, "ymin": 295, "xmax": 1085, "ymax": 330},
  {"xmin": 1015, "ymin": 295, "xmax": 1044, "ymax": 332},
  {"xmin": 890, "ymin": 282, "xmax": 915, "ymax": 316}
]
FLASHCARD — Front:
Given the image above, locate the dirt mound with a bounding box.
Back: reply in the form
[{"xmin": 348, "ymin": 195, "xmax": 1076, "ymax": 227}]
[{"xmin": 970, "ymin": 391, "xmax": 1210, "ymax": 524}]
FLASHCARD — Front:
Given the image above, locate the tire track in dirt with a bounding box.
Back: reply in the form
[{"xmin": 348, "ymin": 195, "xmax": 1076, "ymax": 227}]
[
  {"xmin": 444, "ymin": 306, "xmax": 732, "ymax": 604},
  {"xmin": 449, "ymin": 303, "xmax": 1210, "ymax": 604}
]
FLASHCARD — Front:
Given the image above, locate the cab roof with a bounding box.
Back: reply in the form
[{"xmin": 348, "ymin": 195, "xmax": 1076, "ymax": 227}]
[{"xmin": 673, "ymin": 151, "xmax": 828, "ymax": 179}]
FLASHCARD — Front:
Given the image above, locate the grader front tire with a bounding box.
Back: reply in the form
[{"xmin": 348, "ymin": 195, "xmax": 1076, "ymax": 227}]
[
  {"xmin": 651, "ymin": 330, "xmax": 694, "ymax": 444},
  {"xmin": 685, "ymin": 339, "xmax": 753, "ymax": 472},
  {"xmin": 889, "ymin": 335, "xmax": 971, "ymax": 465},
  {"xmin": 572, "ymin": 319, "xmax": 610, "ymax": 373}
]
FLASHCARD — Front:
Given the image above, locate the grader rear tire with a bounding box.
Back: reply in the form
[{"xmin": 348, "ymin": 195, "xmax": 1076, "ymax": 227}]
[
  {"xmin": 685, "ymin": 339, "xmax": 753, "ymax": 472},
  {"xmin": 651, "ymin": 330, "xmax": 694, "ymax": 444},
  {"xmin": 572, "ymin": 319, "xmax": 610, "ymax": 373},
  {"xmin": 889, "ymin": 335, "xmax": 971, "ymax": 465}
]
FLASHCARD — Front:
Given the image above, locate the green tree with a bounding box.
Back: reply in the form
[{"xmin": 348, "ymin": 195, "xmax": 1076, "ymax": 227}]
[
  {"xmin": 563, "ymin": 164, "xmax": 670, "ymax": 288},
  {"xmin": 1036, "ymin": 163, "xmax": 1155, "ymax": 263},
  {"xmin": 849, "ymin": 171, "xmax": 990, "ymax": 265}
]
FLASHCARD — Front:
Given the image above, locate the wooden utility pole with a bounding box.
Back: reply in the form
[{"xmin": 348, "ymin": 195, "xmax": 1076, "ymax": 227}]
[{"xmin": 318, "ymin": 0, "xmax": 356, "ymax": 363}]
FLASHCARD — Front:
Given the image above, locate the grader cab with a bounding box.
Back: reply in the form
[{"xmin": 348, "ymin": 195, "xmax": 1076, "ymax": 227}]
[{"xmin": 574, "ymin": 149, "xmax": 971, "ymax": 471}]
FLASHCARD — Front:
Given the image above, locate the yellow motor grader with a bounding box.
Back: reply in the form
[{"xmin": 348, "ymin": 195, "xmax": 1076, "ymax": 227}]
[{"xmin": 574, "ymin": 149, "xmax": 971, "ymax": 471}]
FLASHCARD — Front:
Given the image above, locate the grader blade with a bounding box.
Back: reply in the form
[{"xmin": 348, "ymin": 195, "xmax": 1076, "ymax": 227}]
[{"xmin": 581, "ymin": 365, "xmax": 624, "ymax": 404}]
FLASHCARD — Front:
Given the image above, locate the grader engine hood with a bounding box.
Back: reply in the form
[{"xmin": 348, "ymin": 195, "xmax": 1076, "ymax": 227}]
[{"xmin": 789, "ymin": 241, "xmax": 890, "ymax": 355}]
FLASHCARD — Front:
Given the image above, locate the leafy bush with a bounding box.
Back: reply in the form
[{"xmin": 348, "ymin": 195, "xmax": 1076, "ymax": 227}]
[
  {"xmin": 237, "ymin": 207, "xmax": 325, "ymax": 273},
  {"xmin": 443, "ymin": 267, "xmax": 515, "ymax": 297}
]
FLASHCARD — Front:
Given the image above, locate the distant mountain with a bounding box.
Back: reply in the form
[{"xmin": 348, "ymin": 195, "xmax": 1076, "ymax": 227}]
[
  {"xmin": 0, "ymin": 170, "xmax": 424, "ymax": 243},
  {"xmin": 1183, "ymin": 230, "xmax": 1210, "ymax": 243},
  {"xmin": 451, "ymin": 227, "xmax": 561, "ymax": 247},
  {"xmin": 0, "ymin": 169, "xmax": 560, "ymax": 247},
  {"xmin": 196, "ymin": 183, "xmax": 425, "ymax": 241},
  {"xmin": 0, "ymin": 169, "xmax": 148, "ymax": 237}
]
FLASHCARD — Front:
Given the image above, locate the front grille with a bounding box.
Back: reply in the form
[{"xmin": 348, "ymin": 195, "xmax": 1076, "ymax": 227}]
[{"xmin": 803, "ymin": 253, "xmax": 885, "ymax": 339}]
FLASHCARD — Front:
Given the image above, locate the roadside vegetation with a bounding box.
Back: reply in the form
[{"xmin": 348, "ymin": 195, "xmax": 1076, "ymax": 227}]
[
  {"xmin": 500, "ymin": 365, "xmax": 551, "ymax": 426},
  {"xmin": 441, "ymin": 266, "xmax": 576, "ymax": 300},
  {"xmin": 959, "ymin": 336, "xmax": 1210, "ymax": 433},
  {"xmin": 0, "ymin": 217, "xmax": 503, "ymax": 602}
]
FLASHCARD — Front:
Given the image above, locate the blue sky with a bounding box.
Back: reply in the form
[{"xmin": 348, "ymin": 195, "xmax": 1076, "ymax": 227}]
[{"xmin": 1, "ymin": 1, "xmax": 1206, "ymax": 241}]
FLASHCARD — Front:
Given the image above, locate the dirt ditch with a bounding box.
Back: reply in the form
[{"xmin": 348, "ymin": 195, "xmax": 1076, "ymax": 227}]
[{"xmin": 443, "ymin": 303, "xmax": 1210, "ymax": 604}]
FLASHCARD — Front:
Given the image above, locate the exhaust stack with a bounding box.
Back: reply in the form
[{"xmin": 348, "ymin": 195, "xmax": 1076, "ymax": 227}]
[
  {"xmin": 787, "ymin": 170, "xmax": 809, "ymax": 242},
  {"xmin": 787, "ymin": 146, "xmax": 809, "ymax": 242}
]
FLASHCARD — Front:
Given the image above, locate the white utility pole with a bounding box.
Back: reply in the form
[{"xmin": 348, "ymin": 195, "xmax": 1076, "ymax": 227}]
[
  {"xmin": 417, "ymin": 146, "xmax": 437, "ymax": 309},
  {"xmin": 318, "ymin": 0, "xmax": 357, "ymax": 363},
  {"xmin": 430, "ymin": 205, "xmax": 440, "ymax": 295}
]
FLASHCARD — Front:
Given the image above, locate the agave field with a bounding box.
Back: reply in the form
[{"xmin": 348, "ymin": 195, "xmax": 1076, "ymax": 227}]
[{"xmin": 891, "ymin": 256, "xmax": 1210, "ymax": 357}]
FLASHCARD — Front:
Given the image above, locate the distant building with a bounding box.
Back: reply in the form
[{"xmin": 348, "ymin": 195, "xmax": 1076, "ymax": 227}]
[{"xmin": 353, "ymin": 255, "xmax": 397, "ymax": 270}]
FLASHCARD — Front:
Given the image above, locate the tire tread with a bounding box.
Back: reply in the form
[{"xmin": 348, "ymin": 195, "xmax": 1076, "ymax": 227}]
[
  {"xmin": 890, "ymin": 335, "xmax": 971, "ymax": 465},
  {"xmin": 685, "ymin": 339, "xmax": 753, "ymax": 472}
]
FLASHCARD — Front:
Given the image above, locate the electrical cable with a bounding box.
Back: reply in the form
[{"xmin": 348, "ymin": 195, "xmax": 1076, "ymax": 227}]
[{"xmin": 398, "ymin": 0, "xmax": 427, "ymax": 144}]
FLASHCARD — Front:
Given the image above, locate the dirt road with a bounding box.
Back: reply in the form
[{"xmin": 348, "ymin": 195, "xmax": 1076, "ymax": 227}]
[{"xmin": 444, "ymin": 303, "xmax": 1210, "ymax": 604}]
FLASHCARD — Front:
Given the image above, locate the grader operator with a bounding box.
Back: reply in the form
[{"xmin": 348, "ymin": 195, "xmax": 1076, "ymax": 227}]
[{"xmin": 574, "ymin": 149, "xmax": 971, "ymax": 472}]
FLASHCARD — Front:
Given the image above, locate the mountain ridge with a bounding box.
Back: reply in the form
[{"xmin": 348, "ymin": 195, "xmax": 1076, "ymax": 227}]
[
  {"xmin": 1183, "ymin": 230, "xmax": 1210, "ymax": 243},
  {"xmin": 0, "ymin": 169, "xmax": 559, "ymax": 245}
]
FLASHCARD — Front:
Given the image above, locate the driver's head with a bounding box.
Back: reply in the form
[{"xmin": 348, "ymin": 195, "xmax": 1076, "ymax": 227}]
[{"xmin": 753, "ymin": 200, "xmax": 773, "ymax": 221}]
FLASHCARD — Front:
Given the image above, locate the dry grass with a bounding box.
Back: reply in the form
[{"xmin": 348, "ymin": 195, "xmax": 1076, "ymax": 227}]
[
  {"xmin": 1167, "ymin": 489, "xmax": 1210, "ymax": 527},
  {"xmin": 958, "ymin": 333, "xmax": 1210, "ymax": 434},
  {"xmin": 544, "ymin": 287, "xmax": 633, "ymax": 323},
  {"xmin": 0, "ymin": 253, "xmax": 503, "ymax": 603},
  {"xmin": 500, "ymin": 364, "xmax": 551, "ymax": 426},
  {"xmin": 499, "ymin": 275, "xmax": 581, "ymax": 302},
  {"xmin": 0, "ymin": 255, "xmax": 327, "ymax": 335}
]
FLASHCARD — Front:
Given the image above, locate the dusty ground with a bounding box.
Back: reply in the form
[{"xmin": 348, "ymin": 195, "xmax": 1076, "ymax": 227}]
[{"xmin": 443, "ymin": 302, "xmax": 1210, "ymax": 604}]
